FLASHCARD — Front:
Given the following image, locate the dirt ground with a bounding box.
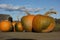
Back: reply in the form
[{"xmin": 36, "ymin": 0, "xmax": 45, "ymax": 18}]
[{"xmin": 0, "ymin": 32, "xmax": 60, "ymax": 40}]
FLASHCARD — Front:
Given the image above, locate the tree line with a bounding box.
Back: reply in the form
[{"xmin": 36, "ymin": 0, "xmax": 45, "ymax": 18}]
[{"xmin": 55, "ymin": 18, "xmax": 60, "ymax": 24}]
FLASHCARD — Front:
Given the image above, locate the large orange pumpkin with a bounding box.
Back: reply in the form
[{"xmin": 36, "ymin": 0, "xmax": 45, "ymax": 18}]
[
  {"xmin": 0, "ymin": 22, "xmax": 1, "ymax": 30},
  {"xmin": 32, "ymin": 11, "xmax": 57, "ymax": 33},
  {"xmin": 0, "ymin": 20, "xmax": 12, "ymax": 32},
  {"xmin": 21, "ymin": 11, "xmax": 35, "ymax": 32},
  {"xmin": 15, "ymin": 22, "xmax": 24, "ymax": 32}
]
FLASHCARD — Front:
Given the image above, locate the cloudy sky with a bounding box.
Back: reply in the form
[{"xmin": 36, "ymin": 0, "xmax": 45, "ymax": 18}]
[{"xmin": 0, "ymin": 0, "xmax": 60, "ymax": 21}]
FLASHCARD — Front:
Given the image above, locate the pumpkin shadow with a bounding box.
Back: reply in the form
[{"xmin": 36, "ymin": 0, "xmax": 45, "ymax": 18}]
[
  {"xmin": 32, "ymin": 28, "xmax": 39, "ymax": 33},
  {"xmin": 6, "ymin": 38, "xmax": 36, "ymax": 40}
]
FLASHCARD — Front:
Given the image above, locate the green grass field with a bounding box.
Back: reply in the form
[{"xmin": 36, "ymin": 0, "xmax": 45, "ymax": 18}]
[{"xmin": 53, "ymin": 23, "xmax": 60, "ymax": 32}]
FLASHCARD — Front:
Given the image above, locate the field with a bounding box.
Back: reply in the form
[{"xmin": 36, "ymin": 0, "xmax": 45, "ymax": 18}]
[
  {"xmin": 0, "ymin": 24, "xmax": 60, "ymax": 40},
  {"xmin": 53, "ymin": 24, "xmax": 60, "ymax": 32}
]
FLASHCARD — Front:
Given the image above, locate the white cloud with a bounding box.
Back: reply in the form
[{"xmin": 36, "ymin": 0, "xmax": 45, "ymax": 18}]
[
  {"xmin": 0, "ymin": 4, "xmax": 9, "ymax": 9},
  {"xmin": 0, "ymin": 4, "xmax": 24, "ymax": 11},
  {"xmin": 0, "ymin": 4, "xmax": 45, "ymax": 12}
]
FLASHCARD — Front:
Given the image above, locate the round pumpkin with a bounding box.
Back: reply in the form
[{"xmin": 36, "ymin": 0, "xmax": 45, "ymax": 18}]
[
  {"xmin": 32, "ymin": 11, "xmax": 56, "ymax": 33},
  {"xmin": 0, "ymin": 20, "xmax": 12, "ymax": 32},
  {"xmin": 0, "ymin": 22, "xmax": 1, "ymax": 30},
  {"xmin": 21, "ymin": 11, "xmax": 35, "ymax": 32},
  {"xmin": 15, "ymin": 22, "xmax": 24, "ymax": 32}
]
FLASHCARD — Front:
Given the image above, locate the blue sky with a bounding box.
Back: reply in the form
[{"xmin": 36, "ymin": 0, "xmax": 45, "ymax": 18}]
[{"xmin": 0, "ymin": 0, "xmax": 60, "ymax": 21}]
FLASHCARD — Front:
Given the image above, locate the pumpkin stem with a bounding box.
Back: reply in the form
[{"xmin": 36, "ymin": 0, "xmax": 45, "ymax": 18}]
[
  {"xmin": 24, "ymin": 10, "xmax": 31, "ymax": 15},
  {"xmin": 44, "ymin": 11, "xmax": 57, "ymax": 16}
]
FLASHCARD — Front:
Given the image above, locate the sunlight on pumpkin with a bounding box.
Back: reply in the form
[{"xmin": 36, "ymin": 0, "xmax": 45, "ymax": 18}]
[
  {"xmin": 21, "ymin": 10, "xmax": 35, "ymax": 32},
  {"xmin": 0, "ymin": 20, "xmax": 12, "ymax": 32},
  {"xmin": 32, "ymin": 10, "xmax": 57, "ymax": 32},
  {"xmin": 16, "ymin": 22, "xmax": 24, "ymax": 32}
]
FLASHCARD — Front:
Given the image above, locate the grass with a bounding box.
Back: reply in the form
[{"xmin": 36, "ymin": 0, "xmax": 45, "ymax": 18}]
[{"xmin": 53, "ymin": 23, "xmax": 60, "ymax": 32}]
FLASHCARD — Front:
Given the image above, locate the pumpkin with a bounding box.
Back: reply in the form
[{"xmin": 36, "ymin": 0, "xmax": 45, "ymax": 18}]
[
  {"xmin": 15, "ymin": 22, "xmax": 24, "ymax": 32},
  {"xmin": 21, "ymin": 11, "xmax": 35, "ymax": 32},
  {"xmin": 32, "ymin": 11, "xmax": 56, "ymax": 33},
  {"xmin": 0, "ymin": 20, "xmax": 12, "ymax": 32},
  {"xmin": 0, "ymin": 22, "xmax": 1, "ymax": 30},
  {"xmin": 12, "ymin": 21, "xmax": 17, "ymax": 32}
]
